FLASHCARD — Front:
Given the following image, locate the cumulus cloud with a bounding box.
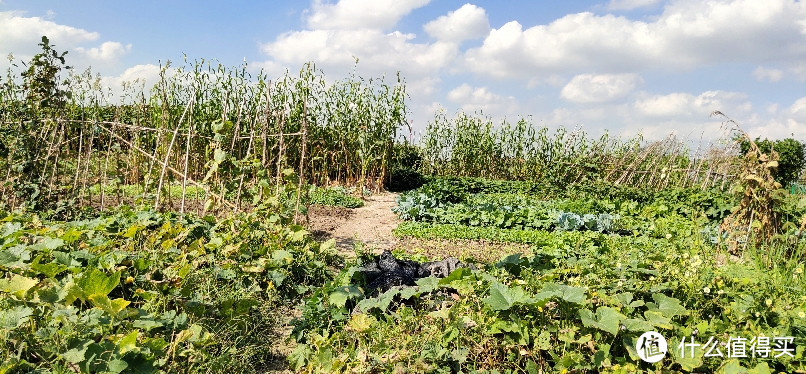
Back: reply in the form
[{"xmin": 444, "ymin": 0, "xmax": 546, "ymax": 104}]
[
  {"xmin": 634, "ymin": 90, "xmax": 751, "ymax": 118},
  {"xmin": 101, "ymin": 64, "xmax": 163, "ymax": 88},
  {"xmin": 447, "ymin": 83, "xmax": 518, "ymax": 113},
  {"xmin": 95, "ymin": 64, "xmax": 169, "ymax": 104},
  {"xmin": 0, "ymin": 11, "xmax": 98, "ymax": 56},
  {"xmin": 306, "ymin": 0, "xmax": 429, "ymax": 30},
  {"xmin": 560, "ymin": 73, "xmax": 642, "ymax": 103},
  {"xmin": 607, "ymin": 0, "xmax": 663, "ymax": 11},
  {"xmin": 463, "ymin": 0, "xmax": 806, "ymax": 79},
  {"xmin": 633, "ymin": 92, "xmax": 692, "ymax": 117},
  {"xmin": 424, "ymin": 3, "xmax": 490, "ymax": 43},
  {"xmin": 256, "ymin": 0, "xmax": 806, "ymax": 140},
  {"xmin": 76, "ymin": 41, "xmax": 132, "ymax": 62},
  {"xmin": 0, "ymin": 11, "xmax": 130, "ymax": 71},
  {"xmin": 752, "ymin": 66, "xmax": 784, "ymax": 82},
  {"xmin": 261, "ymin": 29, "xmax": 457, "ymax": 79},
  {"xmin": 746, "ymin": 97, "xmax": 806, "ymax": 138}
]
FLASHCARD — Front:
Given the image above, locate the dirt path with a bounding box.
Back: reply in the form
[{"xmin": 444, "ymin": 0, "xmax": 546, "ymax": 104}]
[
  {"xmin": 307, "ymin": 192, "xmax": 401, "ymax": 253},
  {"xmin": 307, "ymin": 193, "xmax": 532, "ymax": 262}
]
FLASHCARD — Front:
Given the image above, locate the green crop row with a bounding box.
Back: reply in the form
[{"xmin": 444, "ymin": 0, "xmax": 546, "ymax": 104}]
[{"xmin": 307, "ymin": 186, "xmax": 365, "ymax": 209}]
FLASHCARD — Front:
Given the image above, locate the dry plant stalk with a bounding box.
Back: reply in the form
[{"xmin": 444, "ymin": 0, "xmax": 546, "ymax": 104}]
[{"xmin": 714, "ymin": 111, "xmax": 782, "ymax": 254}]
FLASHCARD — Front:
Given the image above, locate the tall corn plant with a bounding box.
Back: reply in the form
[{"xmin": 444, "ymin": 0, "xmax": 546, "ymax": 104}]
[
  {"xmin": 1, "ymin": 41, "xmax": 408, "ymax": 214},
  {"xmin": 419, "ymin": 110, "xmax": 740, "ymax": 190}
]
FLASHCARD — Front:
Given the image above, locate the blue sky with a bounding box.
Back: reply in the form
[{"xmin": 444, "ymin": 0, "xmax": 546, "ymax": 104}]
[{"xmin": 2, "ymin": 0, "xmax": 806, "ymax": 141}]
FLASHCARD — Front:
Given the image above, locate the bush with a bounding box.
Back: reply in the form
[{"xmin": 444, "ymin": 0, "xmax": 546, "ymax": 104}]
[
  {"xmin": 385, "ymin": 166, "xmax": 426, "ymax": 192},
  {"xmin": 385, "ymin": 143, "xmax": 426, "ymax": 192}
]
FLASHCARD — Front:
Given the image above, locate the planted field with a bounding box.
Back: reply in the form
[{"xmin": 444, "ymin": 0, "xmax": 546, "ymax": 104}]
[
  {"xmin": 2, "ymin": 39, "xmax": 806, "ymax": 373},
  {"xmin": 289, "ymin": 177, "xmax": 806, "ymax": 373}
]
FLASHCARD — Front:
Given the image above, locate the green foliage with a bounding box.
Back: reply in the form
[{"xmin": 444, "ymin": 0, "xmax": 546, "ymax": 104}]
[
  {"xmin": 0, "ymin": 202, "xmax": 338, "ymax": 372},
  {"xmin": 1, "ymin": 41, "xmax": 408, "ymax": 212},
  {"xmin": 21, "ymin": 36, "xmax": 71, "ymax": 116},
  {"xmin": 420, "ymin": 110, "xmax": 738, "ymax": 190},
  {"xmin": 290, "ymin": 233, "xmax": 806, "ymax": 372},
  {"xmin": 0, "ymin": 36, "xmax": 72, "ymax": 211},
  {"xmin": 307, "ymin": 186, "xmax": 364, "ymax": 208},
  {"xmin": 740, "ymin": 137, "xmax": 806, "ymax": 187},
  {"xmin": 385, "ymin": 142, "xmax": 427, "ymax": 192}
]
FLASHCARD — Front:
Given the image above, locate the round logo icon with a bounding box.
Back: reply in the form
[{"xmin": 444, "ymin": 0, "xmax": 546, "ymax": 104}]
[{"xmin": 636, "ymin": 331, "xmax": 667, "ymax": 363}]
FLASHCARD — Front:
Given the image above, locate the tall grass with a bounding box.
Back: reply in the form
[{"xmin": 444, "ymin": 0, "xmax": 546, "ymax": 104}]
[{"xmin": 420, "ymin": 110, "xmax": 740, "ymax": 189}]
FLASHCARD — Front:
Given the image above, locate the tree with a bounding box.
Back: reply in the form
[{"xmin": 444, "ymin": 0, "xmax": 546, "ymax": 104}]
[{"xmin": 1, "ymin": 36, "xmax": 72, "ymax": 211}]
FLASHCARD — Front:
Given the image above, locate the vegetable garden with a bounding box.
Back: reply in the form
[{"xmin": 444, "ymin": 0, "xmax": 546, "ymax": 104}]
[{"xmin": 2, "ymin": 37, "xmax": 806, "ymax": 373}]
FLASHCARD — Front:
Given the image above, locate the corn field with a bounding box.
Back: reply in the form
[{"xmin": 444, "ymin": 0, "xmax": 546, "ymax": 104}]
[
  {"xmin": 0, "ymin": 54, "xmax": 406, "ymax": 214},
  {"xmin": 420, "ymin": 111, "xmax": 741, "ymax": 189}
]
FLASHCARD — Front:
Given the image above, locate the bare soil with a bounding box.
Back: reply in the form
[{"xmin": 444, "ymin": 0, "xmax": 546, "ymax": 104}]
[
  {"xmin": 306, "ymin": 192, "xmax": 530, "ymax": 262},
  {"xmin": 307, "ymin": 192, "xmax": 400, "ymax": 254}
]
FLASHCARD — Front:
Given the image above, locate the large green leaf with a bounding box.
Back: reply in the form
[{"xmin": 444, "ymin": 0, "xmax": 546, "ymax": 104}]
[
  {"xmin": 116, "ymin": 330, "xmax": 139, "ymax": 354},
  {"xmin": 74, "ymin": 268, "xmax": 121, "ymax": 301},
  {"xmin": 0, "ymin": 222, "xmax": 22, "ymax": 238},
  {"xmin": 415, "ymin": 276, "xmax": 439, "ymax": 293},
  {"xmin": 483, "ymin": 281, "xmax": 534, "ymax": 311},
  {"xmin": 747, "ymin": 363, "xmax": 772, "ymax": 374},
  {"xmin": 540, "ymin": 283, "xmax": 587, "ymax": 304},
  {"xmin": 0, "ymin": 274, "xmax": 39, "ymax": 299},
  {"xmin": 644, "ymin": 310, "xmax": 674, "ymax": 330},
  {"xmin": 669, "ymin": 336, "xmax": 703, "ymax": 371},
  {"xmin": 717, "ymin": 359, "xmax": 746, "ymax": 374},
  {"xmin": 0, "ymin": 245, "xmax": 31, "ymax": 268},
  {"xmin": 106, "ymin": 359, "xmax": 128, "ymax": 374},
  {"xmin": 88, "ymin": 294, "xmax": 130, "ymax": 318},
  {"xmin": 328, "ymin": 285, "xmax": 362, "ymax": 308},
  {"xmin": 28, "ymin": 237, "xmax": 64, "ymax": 251},
  {"xmin": 649, "ymin": 294, "xmax": 689, "ymax": 318},
  {"xmin": 0, "ymin": 305, "xmax": 33, "ymax": 329},
  {"xmin": 356, "ymin": 288, "xmax": 399, "ymax": 312},
  {"xmin": 438, "ymin": 267, "xmax": 472, "ymax": 285},
  {"xmin": 579, "ymin": 306, "xmax": 624, "ymax": 335},
  {"xmin": 622, "ymin": 317, "xmax": 653, "ymax": 332},
  {"xmin": 31, "ymin": 260, "xmax": 68, "ymax": 278}
]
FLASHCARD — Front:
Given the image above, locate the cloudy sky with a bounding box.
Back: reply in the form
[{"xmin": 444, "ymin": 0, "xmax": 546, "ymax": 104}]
[{"xmin": 2, "ymin": 0, "xmax": 806, "ymax": 141}]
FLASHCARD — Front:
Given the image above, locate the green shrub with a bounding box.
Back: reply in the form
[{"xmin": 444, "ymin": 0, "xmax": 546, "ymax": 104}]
[{"xmin": 385, "ymin": 142, "xmax": 426, "ymax": 192}]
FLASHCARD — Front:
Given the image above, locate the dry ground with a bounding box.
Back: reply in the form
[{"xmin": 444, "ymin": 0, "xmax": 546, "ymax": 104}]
[{"xmin": 306, "ymin": 192, "xmax": 531, "ymax": 262}]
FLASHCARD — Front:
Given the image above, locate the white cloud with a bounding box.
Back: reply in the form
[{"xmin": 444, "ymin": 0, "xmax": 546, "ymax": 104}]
[
  {"xmin": 96, "ymin": 64, "xmax": 169, "ymax": 104},
  {"xmin": 463, "ymin": 0, "xmax": 806, "ymax": 79},
  {"xmin": 752, "ymin": 66, "xmax": 784, "ymax": 82},
  {"xmin": 447, "ymin": 83, "xmax": 518, "ymax": 114},
  {"xmin": 0, "ymin": 11, "xmax": 130, "ymax": 71},
  {"xmin": 76, "ymin": 41, "xmax": 132, "ymax": 62},
  {"xmin": 0, "ymin": 11, "xmax": 98, "ymax": 57},
  {"xmin": 306, "ymin": 0, "xmax": 429, "ymax": 30},
  {"xmin": 104, "ymin": 63, "xmax": 163, "ymax": 87},
  {"xmin": 261, "ymin": 29, "xmax": 457, "ymax": 79},
  {"xmin": 634, "ymin": 90, "xmax": 751, "ymax": 118},
  {"xmin": 607, "ymin": 0, "xmax": 663, "ymax": 11},
  {"xmin": 634, "ymin": 92, "xmax": 692, "ymax": 117},
  {"xmin": 424, "ymin": 3, "xmax": 490, "ymax": 43},
  {"xmin": 747, "ymin": 98, "xmax": 806, "ymax": 138},
  {"xmin": 561, "ymin": 73, "xmax": 642, "ymax": 103}
]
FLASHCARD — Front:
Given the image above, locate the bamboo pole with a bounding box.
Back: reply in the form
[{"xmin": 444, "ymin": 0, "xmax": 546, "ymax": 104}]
[
  {"xmin": 154, "ymin": 91, "xmax": 195, "ymax": 211},
  {"xmin": 180, "ymin": 101, "xmax": 195, "ymax": 214},
  {"xmin": 95, "ymin": 122, "xmax": 236, "ymax": 210}
]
